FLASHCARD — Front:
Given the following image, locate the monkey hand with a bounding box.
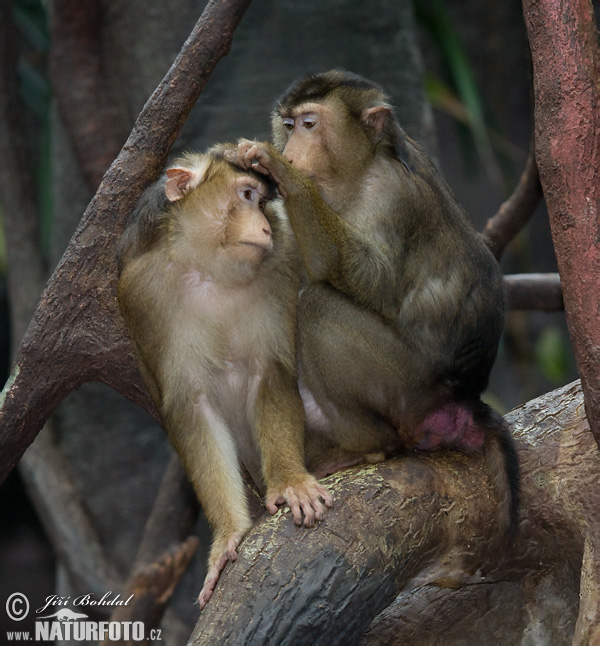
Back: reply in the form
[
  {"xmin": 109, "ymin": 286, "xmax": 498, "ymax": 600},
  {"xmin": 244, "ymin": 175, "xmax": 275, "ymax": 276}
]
[
  {"xmin": 266, "ymin": 475, "xmax": 333, "ymax": 528},
  {"xmin": 225, "ymin": 139, "xmax": 291, "ymax": 198},
  {"xmin": 198, "ymin": 529, "xmax": 246, "ymax": 609}
]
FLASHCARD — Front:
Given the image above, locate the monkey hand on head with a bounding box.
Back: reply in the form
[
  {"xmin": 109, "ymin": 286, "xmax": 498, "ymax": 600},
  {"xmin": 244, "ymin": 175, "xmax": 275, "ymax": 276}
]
[
  {"xmin": 227, "ymin": 70, "xmax": 519, "ymax": 541},
  {"xmin": 117, "ymin": 145, "xmax": 332, "ymax": 608}
]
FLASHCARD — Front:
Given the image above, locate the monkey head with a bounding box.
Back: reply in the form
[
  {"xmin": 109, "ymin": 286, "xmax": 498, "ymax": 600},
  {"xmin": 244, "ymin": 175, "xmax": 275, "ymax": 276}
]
[
  {"xmin": 164, "ymin": 151, "xmax": 278, "ymax": 283},
  {"xmin": 271, "ymin": 70, "xmax": 395, "ymax": 190}
]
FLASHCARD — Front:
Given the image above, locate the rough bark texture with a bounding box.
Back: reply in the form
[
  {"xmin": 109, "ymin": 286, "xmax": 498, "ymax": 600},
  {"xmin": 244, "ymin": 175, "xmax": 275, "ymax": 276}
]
[
  {"xmin": 190, "ymin": 381, "xmax": 599, "ymax": 645},
  {"xmin": 0, "ymin": 0, "xmax": 252, "ymax": 483},
  {"xmin": 523, "ymin": 0, "xmax": 600, "ymax": 446}
]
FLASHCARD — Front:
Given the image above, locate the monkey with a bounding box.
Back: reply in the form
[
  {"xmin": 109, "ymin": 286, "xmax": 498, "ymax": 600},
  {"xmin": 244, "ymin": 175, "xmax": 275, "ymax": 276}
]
[
  {"xmin": 117, "ymin": 147, "xmax": 332, "ymax": 608},
  {"xmin": 225, "ymin": 69, "xmax": 520, "ymax": 537}
]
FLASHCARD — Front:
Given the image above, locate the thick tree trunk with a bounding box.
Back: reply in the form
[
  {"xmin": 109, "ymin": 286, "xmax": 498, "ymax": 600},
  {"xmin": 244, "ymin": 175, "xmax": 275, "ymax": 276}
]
[
  {"xmin": 190, "ymin": 381, "xmax": 599, "ymax": 645},
  {"xmin": 523, "ymin": 0, "xmax": 600, "ymax": 446}
]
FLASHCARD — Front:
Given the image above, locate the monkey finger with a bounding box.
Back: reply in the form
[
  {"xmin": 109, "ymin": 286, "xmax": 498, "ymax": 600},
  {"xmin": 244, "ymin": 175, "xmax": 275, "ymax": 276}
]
[
  {"xmin": 316, "ymin": 483, "xmax": 333, "ymax": 508},
  {"xmin": 198, "ymin": 585, "xmax": 213, "ymax": 609},
  {"xmin": 236, "ymin": 139, "xmax": 258, "ymax": 159},
  {"xmin": 198, "ymin": 530, "xmax": 245, "ymax": 608},
  {"xmin": 249, "ymin": 162, "xmax": 271, "ymax": 176},
  {"xmin": 302, "ymin": 478, "xmax": 333, "ymax": 509},
  {"xmin": 284, "ymin": 491, "xmax": 304, "ymax": 526},
  {"xmin": 223, "ymin": 139, "xmax": 255, "ymax": 170},
  {"xmin": 299, "ymin": 499, "xmax": 317, "ymax": 528},
  {"xmin": 265, "ymin": 493, "xmax": 285, "ymax": 515},
  {"xmin": 309, "ymin": 497, "xmax": 327, "ymax": 523},
  {"xmin": 222, "ymin": 147, "xmax": 241, "ymax": 165},
  {"xmin": 241, "ymin": 150, "xmax": 261, "ymax": 171}
]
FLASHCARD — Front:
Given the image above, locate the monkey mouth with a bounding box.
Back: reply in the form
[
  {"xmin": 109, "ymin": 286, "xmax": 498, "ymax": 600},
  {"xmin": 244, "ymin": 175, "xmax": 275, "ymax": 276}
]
[{"xmin": 239, "ymin": 240, "xmax": 273, "ymax": 254}]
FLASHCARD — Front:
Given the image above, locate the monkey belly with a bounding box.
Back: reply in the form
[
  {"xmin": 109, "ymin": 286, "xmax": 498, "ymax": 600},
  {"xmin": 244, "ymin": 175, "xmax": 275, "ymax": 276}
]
[{"xmin": 411, "ymin": 402, "xmax": 484, "ymax": 452}]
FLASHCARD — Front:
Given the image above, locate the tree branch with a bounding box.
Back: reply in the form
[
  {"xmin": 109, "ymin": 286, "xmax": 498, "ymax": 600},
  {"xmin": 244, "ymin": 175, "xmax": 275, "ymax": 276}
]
[
  {"xmin": 190, "ymin": 381, "xmax": 600, "ymax": 644},
  {"xmin": 483, "ymin": 136, "xmax": 543, "ymax": 260},
  {"xmin": 101, "ymin": 537, "xmax": 199, "ymax": 646},
  {"xmin": 18, "ymin": 424, "xmax": 122, "ymax": 596},
  {"xmin": 103, "ymin": 454, "xmax": 199, "ymax": 641},
  {"xmin": 0, "ymin": 0, "xmax": 252, "ymax": 484},
  {"xmin": 504, "ymin": 273, "xmax": 563, "ymax": 311},
  {"xmin": 523, "ymin": 0, "xmax": 600, "ymax": 447},
  {"xmin": 50, "ymin": 0, "xmax": 126, "ymax": 190}
]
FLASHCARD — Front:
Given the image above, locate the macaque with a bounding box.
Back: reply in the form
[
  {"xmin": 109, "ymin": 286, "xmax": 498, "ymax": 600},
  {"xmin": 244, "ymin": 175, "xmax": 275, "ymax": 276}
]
[
  {"xmin": 225, "ymin": 70, "xmax": 519, "ymax": 535},
  {"xmin": 117, "ymin": 148, "xmax": 332, "ymax": 608}
]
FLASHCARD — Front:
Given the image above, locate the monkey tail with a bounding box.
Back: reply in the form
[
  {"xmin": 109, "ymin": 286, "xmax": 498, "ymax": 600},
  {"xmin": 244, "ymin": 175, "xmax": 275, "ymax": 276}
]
[{"xmin": 472, "ymin": 401, "xmax": 520, "ymax": 539}]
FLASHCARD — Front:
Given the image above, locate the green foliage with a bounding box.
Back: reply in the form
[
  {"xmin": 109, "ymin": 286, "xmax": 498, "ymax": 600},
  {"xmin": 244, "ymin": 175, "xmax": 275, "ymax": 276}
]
[
  {"xmin": 535, "ymin": 326, "xmax": 573, "ymax": 384},
  {"xmin": 13, "ymin": 0, "xmax": 48, "ymax": 51},
  {"xmin": 414, "ymin": 0, "xmax": 507, "ymax": 187}
]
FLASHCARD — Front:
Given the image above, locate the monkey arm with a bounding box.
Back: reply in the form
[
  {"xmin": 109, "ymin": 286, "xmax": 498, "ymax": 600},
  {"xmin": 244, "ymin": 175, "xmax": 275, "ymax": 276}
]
[
  {"xmin": 254, "ymin": 362, "xmax": 332, "ymax": 527},
  {"xmin": 228, "ymin": 140, "xmax": 399, "ymax": 317}
]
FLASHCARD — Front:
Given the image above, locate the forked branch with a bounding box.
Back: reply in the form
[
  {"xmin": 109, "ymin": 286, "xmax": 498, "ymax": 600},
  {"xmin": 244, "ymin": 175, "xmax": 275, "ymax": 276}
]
[{"xmin": 0, "ymin": 0, "xmax": 252, "ymax": 484}]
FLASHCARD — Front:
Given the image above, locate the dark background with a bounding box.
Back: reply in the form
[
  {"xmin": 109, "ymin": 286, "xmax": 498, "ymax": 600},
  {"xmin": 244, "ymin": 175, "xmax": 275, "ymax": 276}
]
[{"xmin": 0, "ymin": 0, "xmax": 582, "ymax": 642}]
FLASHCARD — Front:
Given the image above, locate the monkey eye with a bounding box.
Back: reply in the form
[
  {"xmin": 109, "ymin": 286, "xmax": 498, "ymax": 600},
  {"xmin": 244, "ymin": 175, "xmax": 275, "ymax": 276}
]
[
  {"xmin": 282, "ymin": 117, "xmax": 294, "ymax": 132},
  {"xmin": 242, "ymin": 188, "xmax": 253, "ymax": 201},
  {"xmin": 303, "ymin": 119, "xmax": 316, "ymax": 129},
  {"xmin": 258, "ymin": 198, "xmax": 267, "ymax": 211}
]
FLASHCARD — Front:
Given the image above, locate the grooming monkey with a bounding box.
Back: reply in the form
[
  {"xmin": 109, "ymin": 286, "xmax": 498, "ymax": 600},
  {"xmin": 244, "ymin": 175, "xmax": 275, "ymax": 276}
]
[
  {"xmin": 117, "ymin": 147, "xmax": 332, "ymax": 608},
  {"xmin": 226, "ymin": 70, "xmax": 519, "ymax": 534}
]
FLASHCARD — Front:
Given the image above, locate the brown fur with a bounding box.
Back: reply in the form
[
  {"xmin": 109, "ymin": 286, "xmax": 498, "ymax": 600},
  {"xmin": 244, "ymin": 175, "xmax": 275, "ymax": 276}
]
[
  {"xmin": 226, "ymin": 70, "xmax": 519, "ymax": 537},
  {"xmin": 117, "ymin": 148, "xmax": 332, "ymax": 608}
]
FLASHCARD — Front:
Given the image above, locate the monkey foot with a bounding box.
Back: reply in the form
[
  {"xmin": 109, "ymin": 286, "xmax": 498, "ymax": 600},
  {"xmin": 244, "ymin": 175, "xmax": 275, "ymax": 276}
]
[
  {"xmin": 197, "ymin": 531, "xmax": 245, "ymax": 609},
  {"xmin": 266, "ymin": 475, "xmax": 333, "ymax": 528}
]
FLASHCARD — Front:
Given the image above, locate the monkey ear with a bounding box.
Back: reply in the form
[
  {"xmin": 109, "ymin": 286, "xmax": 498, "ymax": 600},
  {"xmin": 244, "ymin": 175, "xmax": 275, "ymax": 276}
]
[
  {"xmin": 165, "ymin": 168, "xmax": 194, "ymax": 202},
  {"xmin": 165, "ymin": 157, "xmax": 211, "ymax": 202},
  {"xmin": 362, "ymin": 106, "xmax": 391, "ymax": 136}
]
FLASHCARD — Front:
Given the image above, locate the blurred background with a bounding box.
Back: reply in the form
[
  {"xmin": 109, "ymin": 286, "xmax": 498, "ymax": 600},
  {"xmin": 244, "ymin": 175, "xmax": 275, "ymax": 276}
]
[{"xmin": 0, "ymin": 0, "xmax": 584, "ymax": 642}]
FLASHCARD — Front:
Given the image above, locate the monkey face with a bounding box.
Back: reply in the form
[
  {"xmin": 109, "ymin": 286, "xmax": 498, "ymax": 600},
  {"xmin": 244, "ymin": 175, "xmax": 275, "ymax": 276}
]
[
  {"xmin": 163, "ymin": 156, "xmax": 274, "ymax": 283},
  {"xmin": 222, "ymin": 178, "xmax": 273, "ymax": 264},
  {"xmin": 274, "ymin": 96, "xmax": 378, "ymax": 201},
  {"xmin": 276, "ymin": 101, "xmax": 338, "ymax": 184}
]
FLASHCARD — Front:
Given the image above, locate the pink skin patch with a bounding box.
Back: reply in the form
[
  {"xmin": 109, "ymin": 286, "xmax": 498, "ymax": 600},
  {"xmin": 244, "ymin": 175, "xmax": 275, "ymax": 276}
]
[{"xmin": 412, "ymin": 402, "xmax": 484, "ymax": 452}]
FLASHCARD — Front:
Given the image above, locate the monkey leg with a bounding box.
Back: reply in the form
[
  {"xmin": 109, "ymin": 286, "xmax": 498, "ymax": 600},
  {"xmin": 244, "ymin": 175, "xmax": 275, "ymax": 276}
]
[
  {"xmin": 166, "ymin": 396, "xmax": 252, "ymax": 609},
  {"xmin": 254, "ymin": 365, "xmax": 332, "ymax": 527},
  {"xmin": 299, "ymin": 285, "xmax": 519, "ymax": 534},
  {"xmin": 299, "ymin": 283, "xmax": 446, "ymax": 454}
]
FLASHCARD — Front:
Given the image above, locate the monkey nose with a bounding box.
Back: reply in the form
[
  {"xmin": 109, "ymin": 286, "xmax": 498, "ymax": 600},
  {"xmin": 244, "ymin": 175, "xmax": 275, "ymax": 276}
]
[{"xmin": 282, "ymin": 148, "xmax": 293, "ymax": 165}]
